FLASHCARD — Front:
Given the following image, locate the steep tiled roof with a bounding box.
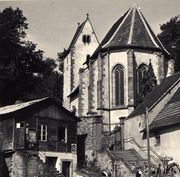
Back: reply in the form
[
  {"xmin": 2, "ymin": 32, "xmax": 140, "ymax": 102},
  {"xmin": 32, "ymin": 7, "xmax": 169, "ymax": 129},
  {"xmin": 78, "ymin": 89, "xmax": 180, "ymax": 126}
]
[
  {"xmin": 91, "ymin": 5, "xmax": 169, "ymax": 58},
  {"xmin": 128, "ymin": 72, "xmax": 180, "ymax": 119},
  {"xmin": 63, "ymin": 21, "xmax": 86, "ymax": 57},
  {"xmin": 68, "ymin": 21, "xmax": 86, "ymax": 50},
  {"xmin": 67, "ymin": 85, "xmax": 79, "ymax": 98},
  {"xmin": 149, "ymin": 88, "xmax": 180, "ymax": 131}
]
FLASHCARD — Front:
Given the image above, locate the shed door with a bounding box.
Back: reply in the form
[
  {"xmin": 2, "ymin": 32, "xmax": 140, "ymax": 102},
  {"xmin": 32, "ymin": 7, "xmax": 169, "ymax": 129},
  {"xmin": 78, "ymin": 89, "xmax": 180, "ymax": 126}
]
[
  {"xmin": 14, "ymin": 123, "xmax": 25, "ymax": 149},
  {"xmin": 62, "ymin": 161, "xmax": 71, "ymax": 177}
]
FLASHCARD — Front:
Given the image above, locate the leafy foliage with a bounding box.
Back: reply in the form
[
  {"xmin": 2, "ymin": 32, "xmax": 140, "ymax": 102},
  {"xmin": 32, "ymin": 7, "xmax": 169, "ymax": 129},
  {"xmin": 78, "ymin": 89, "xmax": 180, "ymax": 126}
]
[
  {"xmin": 158, "ymin": 16, "xmax": 180, "ymax": 72},
  {"xmin": 138, "ymin": 61, "xmax": 157, "ymax": 104},
  {"xmin": 0, "ymin": 7, "xmax": 62, "ymax": 106},
  {"xmin": 57, "ymin": 48, "xmax": 70, "ymax": 72}
]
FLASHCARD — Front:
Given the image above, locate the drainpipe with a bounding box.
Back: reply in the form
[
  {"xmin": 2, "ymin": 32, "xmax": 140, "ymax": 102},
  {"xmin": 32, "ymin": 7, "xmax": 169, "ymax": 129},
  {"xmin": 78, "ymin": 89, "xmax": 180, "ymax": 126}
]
[{"xmin": 119, "ymin": 117, "xmax": 125, "ymax": 150}]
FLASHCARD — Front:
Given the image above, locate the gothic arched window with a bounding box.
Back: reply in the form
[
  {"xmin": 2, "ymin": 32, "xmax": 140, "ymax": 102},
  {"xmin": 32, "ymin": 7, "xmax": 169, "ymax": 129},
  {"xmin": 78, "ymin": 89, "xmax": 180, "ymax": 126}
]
[
  {"xmin": 113, "ymin": 65, "xmax": 124, "ymax": 106},
  {"xmin": 137, "ymin": 64, "xmax": 148, "ymax": 94}
]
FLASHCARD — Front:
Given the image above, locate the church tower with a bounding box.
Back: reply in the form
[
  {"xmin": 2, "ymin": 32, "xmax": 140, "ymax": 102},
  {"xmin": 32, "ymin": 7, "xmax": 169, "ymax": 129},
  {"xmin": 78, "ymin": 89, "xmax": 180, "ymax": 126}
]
[{"xmin": 62, "ymin": 14, "xmax": 99, "ymax": 112}]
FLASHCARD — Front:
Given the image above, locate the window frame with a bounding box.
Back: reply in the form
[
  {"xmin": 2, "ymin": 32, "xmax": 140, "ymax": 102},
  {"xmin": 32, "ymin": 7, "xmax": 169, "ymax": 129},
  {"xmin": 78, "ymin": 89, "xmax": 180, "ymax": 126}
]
[
  {"xmin": 112, "ymin": 64, "xmax": 125, "ymax": 106},
  {"xmin": 57, "ymin": 126, "xmax": 67, "ymax": 143},
  {"xmin": 155, "ymin": 134, "xmax": 161, "ymax": 146},
  {"xmin": 38, "ymin": 125, "xmax": 47, "ymax": 142},
  {"xmin": 137, "ymin": 64, "xmax": 148, "ymax": 94},
  {"xmin": 82, "ymin": 35, "xmax": 91, "ymax": 44}
]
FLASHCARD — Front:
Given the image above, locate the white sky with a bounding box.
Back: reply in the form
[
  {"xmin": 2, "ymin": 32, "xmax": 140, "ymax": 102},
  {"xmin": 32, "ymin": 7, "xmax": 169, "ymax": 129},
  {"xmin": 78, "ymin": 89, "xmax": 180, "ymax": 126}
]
[{"xmin": 0, "ymin": 0, "xmax": 180, "ymax": 58}]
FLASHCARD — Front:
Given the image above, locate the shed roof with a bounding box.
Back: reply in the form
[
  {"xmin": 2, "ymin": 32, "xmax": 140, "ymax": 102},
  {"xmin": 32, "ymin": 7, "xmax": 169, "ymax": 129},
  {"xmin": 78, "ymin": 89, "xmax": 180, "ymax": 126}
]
[
  {"xmin": 91, "ymin": 5, "xmax": 169, "ymax": 58},
  {"xmin": 0, "ymin": 97, "xmax": 80, "ymax": 122},
  {"xmin": 0, "ymin": 98, "xmax": 48, "ymax": 116}
]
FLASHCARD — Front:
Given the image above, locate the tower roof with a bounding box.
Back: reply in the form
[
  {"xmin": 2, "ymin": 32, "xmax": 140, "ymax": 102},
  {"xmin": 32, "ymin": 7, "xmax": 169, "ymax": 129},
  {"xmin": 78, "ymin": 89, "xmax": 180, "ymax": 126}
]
[
  {"xmin": 92, "ymin": 5, "xmax": 169, "ymax": 58},
  {"xmin": 66, "ymin": 14, "xmax": 99, "ymax": 54}
]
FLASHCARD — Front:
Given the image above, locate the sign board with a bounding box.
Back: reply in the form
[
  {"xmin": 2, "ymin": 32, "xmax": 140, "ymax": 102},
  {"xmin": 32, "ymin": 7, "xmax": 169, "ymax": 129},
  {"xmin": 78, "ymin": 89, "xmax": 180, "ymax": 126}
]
[
  {"xmin": 28, "ymin": 129, "xmax": 37, "ymax": 143},
  {"xmin": 71, "ymin": 144, "xmax": 77, "ymax": 153}
]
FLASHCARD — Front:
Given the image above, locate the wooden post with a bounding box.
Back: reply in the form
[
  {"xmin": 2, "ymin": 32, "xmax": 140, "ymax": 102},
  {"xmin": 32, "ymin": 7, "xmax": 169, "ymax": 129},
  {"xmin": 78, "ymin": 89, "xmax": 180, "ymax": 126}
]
[{"xmin": 146, "ymin": 107, "xmax": 150, "ymax": 177}]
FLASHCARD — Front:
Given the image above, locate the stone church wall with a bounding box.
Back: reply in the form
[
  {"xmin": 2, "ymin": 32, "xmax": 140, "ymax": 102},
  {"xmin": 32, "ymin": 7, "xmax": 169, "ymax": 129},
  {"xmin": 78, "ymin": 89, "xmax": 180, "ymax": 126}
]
[
  {"xmin": 88, "ymin": 60, "xmax": 98, "ymax": 114},
  {"xmin": 79, "ymin": 68, "xmax": 89, "ymax": 117}
]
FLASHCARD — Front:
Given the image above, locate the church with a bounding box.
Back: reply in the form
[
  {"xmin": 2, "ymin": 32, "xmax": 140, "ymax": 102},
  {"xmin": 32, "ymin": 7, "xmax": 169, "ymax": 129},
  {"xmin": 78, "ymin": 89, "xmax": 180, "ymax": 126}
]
[{"xmin": 62, "ymin": 5, "xmax": 178, "ymax": 175}]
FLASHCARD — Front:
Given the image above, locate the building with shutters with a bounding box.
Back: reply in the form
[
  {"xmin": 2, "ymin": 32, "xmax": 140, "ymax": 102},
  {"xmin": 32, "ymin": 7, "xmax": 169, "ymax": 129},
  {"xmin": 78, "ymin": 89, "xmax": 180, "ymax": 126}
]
[{"xmin": 0, "ymin": 97, "xmax": 80, "ymax": 177}]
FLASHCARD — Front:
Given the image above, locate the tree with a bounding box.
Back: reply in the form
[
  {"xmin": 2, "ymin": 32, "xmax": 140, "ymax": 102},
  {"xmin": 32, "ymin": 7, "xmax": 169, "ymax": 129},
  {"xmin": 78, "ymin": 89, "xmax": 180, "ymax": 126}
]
[
  {"xmin": 0, "ymin": 7, "xmax": 63, "ymax": 106},
  {"xmin": 138, "ymin": 61, "xmax": 157, "ymax": 104},
  {"xmin": 25, "ymin": 58, "xmax": 63, "ymax": 106},
  {"xmin": 158, "ymin": 16, "xmax": 180, "ymax": 72},
  {"xmin": 57, "ymin": 48, "xmax": 70, "ymax": 73}
]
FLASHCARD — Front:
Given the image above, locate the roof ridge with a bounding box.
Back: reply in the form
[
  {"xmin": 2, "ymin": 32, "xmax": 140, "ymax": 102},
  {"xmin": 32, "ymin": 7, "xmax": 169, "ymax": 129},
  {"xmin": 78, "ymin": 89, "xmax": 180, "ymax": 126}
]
[
  {"xmin": 128, "ymin": 6, "xmax": 136, "ymax": 45},
  {"xmin": 86, "ymin": 15, "xmax": 100, "ymax": 44},
  {"xmin": 102, "ymin": 7, "xmax": 133, "ymax": 48}
]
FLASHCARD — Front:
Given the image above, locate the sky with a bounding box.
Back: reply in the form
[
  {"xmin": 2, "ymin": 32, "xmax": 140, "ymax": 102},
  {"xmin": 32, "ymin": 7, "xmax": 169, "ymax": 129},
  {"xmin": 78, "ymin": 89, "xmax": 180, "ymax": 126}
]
[{"xmin": 0, "ymin": 0, "xmax": 179, "ymax": 59}]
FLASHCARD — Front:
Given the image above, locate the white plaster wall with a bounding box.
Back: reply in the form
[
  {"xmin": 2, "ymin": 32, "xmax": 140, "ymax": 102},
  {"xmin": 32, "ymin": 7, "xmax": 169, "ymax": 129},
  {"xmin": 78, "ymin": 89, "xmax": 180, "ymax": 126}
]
[
  {"xmin": 73, "ymin": 20, "xmax": 99, "ymax": 89},
  {"xmin": 40, "ymin": 151, "xmax": 77, "ymax": 177},
  {"xmin": 150, "ymin": 129, "xmax": 180, "ymax": 164},
  {"xmin": 124, "ymin": 115, "xmax": 145, "ymax": 147},
  {"xmin": 110, "ymin": 109, "xmax": 129, "ymax": 130}
]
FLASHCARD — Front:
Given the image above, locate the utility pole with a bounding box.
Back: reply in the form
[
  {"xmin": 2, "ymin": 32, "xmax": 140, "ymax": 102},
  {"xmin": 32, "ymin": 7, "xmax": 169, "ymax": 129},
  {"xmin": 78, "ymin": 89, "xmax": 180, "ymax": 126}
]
[{"xmin": 146, "ymin": 107, "xmax": 150, "ymax": 177}]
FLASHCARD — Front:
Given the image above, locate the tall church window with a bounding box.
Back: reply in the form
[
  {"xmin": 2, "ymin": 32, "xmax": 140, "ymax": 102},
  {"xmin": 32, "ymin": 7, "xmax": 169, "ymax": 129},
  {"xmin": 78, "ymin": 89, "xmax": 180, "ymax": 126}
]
[
  {"xmin": 137, "ymin": 64, "xmax": 147, "ymax": 94},
  {"xmin": 113, "ymin": 65, "xmax": 124, "ymax": 106}
]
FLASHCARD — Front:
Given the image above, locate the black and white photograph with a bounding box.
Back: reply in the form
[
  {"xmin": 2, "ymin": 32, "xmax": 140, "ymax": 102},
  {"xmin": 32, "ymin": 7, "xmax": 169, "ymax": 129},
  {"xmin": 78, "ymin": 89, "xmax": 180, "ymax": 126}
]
[{"xmin": 0, "ymin": 0, "xmax": 180, "ymax": 177}]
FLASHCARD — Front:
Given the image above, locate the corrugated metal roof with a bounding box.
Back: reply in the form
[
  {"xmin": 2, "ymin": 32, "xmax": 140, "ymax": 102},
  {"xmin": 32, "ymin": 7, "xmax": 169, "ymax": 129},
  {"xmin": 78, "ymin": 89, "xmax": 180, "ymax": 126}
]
[{"xmin": 0, "ymin": 98, "xmax": 48, "ymax": 115}]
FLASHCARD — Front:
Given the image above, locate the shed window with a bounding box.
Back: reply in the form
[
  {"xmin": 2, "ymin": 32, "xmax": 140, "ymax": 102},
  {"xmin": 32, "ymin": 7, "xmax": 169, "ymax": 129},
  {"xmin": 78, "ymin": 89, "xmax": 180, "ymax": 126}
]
[
  {"xmin": 58, "ymin": 127, "xmax": 67, "ymax": 143},
  {"xmin": 38, "ymin": 125, "xmax": 47, "ymax": 141},
  {"xmin": 113, "ymin": 65, "xmax": 124, "ymax": 106},
  {"xmin": 155, "ymin": 135, "xmax": 161, "ymax": 146},
  {"xmin": 16, "ymin": 122, "xmax": 24, "ymax": 128}
]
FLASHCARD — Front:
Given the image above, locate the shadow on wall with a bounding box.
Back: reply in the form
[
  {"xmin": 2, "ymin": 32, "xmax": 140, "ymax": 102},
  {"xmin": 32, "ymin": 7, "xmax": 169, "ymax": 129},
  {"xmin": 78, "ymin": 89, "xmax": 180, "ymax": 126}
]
[{"xmin": 0, "ymin": 152, "xmax": 10, "ymax": 177}]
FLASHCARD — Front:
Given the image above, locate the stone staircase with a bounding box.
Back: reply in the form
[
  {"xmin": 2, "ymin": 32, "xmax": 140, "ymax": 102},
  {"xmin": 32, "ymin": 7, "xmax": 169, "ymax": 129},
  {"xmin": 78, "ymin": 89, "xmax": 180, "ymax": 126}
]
[
  {"xmin": 124, "ymin": 137, "xmax": 163, "ymax": 165},
  {"xmin": 109, "ymin": 149, "xmax": 147, "ymax": 170}
]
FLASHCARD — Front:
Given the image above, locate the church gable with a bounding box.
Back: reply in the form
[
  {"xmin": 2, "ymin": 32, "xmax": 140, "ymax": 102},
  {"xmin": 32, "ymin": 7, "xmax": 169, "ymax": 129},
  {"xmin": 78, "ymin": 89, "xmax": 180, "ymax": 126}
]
[{"xmin": 68, "ymin": 15, "xmax": 99, "ymax": 51}]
